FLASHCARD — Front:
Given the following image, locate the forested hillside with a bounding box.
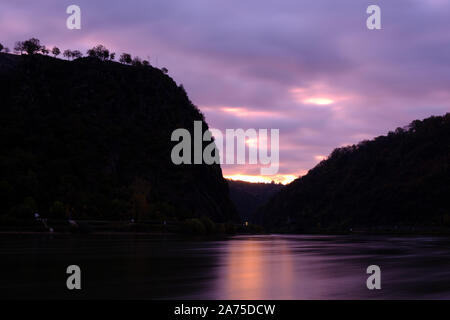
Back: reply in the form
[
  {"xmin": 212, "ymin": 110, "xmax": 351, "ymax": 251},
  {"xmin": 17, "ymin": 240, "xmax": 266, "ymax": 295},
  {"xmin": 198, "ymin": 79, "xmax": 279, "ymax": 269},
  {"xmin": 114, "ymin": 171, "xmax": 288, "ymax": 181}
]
[
  {"xmin": 0, "ymin": 52, "xmax": 238, "ymax": 223},
  {"xmin": 227, "ymin": 180, "xmax": 283, "ymax": 222},
  {"xmin": 255, "ymin": 114, "xmax": 450, "ymax": 233}
]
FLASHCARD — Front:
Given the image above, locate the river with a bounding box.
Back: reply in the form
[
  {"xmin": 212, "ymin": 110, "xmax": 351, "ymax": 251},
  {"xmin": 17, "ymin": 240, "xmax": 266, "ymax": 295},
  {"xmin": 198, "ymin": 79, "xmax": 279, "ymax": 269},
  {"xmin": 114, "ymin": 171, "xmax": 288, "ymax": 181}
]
[{"xmin": 1, "ymin": 234, "xmax": 450, "ymax": 299}]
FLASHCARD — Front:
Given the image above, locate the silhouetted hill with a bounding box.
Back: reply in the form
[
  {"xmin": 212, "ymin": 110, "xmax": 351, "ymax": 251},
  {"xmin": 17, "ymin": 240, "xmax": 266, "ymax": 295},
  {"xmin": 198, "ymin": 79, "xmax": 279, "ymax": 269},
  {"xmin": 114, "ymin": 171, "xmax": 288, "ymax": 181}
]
[
  {"xmin": 227, "ymin": 180, "xmax": 283, "ymax": 222},
  {"xmin": 0, "ymin": 53, "xmax": 238, "ymax": 223},
  {"xmin": 255, "ymin": 114, "xmax": 450, "ymax": 233}
]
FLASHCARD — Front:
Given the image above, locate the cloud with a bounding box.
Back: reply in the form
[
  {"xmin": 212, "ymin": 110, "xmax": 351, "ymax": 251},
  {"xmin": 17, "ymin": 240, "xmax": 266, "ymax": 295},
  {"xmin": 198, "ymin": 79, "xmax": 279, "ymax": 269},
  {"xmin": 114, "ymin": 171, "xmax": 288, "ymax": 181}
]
[{"xmin": 2, "ymin": 0, "xmax": 450, "ymax": 181}]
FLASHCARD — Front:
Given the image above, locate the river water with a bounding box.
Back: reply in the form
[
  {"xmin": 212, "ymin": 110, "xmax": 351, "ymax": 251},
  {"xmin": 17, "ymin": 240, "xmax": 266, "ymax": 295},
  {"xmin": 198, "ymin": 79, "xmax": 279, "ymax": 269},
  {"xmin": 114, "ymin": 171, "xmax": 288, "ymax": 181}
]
[{"xmin": 1, "ymin": 234, "xmax": 450, "ymax": 299}]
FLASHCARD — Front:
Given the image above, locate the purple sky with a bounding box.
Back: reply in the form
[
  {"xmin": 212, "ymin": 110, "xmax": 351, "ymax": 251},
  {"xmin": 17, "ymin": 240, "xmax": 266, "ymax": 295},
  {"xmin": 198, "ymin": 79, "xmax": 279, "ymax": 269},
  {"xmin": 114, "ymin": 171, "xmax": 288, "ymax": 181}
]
[{"xmin": 1, "ymin": 0, "xmax": 450, "ymax": 183}]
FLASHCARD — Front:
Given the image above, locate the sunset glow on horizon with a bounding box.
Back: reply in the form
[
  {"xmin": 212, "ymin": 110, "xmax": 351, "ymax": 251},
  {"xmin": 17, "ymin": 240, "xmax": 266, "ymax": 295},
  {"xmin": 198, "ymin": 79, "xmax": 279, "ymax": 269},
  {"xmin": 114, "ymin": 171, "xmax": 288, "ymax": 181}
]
[{"xmin": 225, "ymin": 174, "xmax": 298, "ymax": 185}]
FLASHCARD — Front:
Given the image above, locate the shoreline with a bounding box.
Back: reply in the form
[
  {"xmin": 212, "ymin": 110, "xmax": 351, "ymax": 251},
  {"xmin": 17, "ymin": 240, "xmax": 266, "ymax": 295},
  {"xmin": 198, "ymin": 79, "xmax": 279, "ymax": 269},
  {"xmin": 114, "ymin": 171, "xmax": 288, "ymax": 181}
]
[{"xmin": 1, "ymin": 230, "xmax": 450, "ymax": 237}]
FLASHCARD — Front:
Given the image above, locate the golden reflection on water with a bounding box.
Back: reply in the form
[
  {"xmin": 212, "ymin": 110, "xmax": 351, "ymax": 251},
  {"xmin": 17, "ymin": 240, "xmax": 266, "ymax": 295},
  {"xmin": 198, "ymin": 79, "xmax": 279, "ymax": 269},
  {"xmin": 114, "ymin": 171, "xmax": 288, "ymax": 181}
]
[{"xmin": 220, "ymin": 238, "xmax": 295, "ymax": 299}]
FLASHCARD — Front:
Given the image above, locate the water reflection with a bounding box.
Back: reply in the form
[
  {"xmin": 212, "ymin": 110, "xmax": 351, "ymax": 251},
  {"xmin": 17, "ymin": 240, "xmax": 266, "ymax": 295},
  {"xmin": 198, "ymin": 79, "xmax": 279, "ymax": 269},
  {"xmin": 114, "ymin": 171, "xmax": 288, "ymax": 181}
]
[
  {"xmin": 2, "ymin": 234, "xmax": 450, "ymax": 299},
  {"xmin": 218, "ymin": 237, "xmax": 295, "ymax": 299}
]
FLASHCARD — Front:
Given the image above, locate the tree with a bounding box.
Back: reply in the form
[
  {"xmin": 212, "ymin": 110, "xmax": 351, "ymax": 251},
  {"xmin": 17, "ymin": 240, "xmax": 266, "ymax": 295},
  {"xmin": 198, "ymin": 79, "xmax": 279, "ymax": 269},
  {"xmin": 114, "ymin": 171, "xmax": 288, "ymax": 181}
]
[
  {"xmin": 22, "ymin": 38, "xmax": 42, "ymax": 55},
  {"xmin": 0, "ymin": 43, "xmax": 3, "ymax": 52},
  {"xmin": 130, "ymin": 178, "xmax": 151, "ymax": 221},
  {"xmin": 142, "ymin": 60, "xmax": 150, "ymax": 66},
  {"xmin": 131, "ymin": 56, "xmax": 142, "ymax": 67},
  {"xmin": 3, "ymin": 47, "xmax": 9, "ymax": 53},
  {"xmin": 52, "ymin": 47, "xmax": 61, "ymax": 58},
  {"xmin": 87, "ymin": 44, "xmax": 110, "ymax": 60},
  {"xmin": 110, "ymin": 52, "xmax": 116, "ymax": 60},
  {"xmin": 41, "ymin": 46, "xmax": 50, "ymax": 55},
  {"xmin": 63, "ymin": 49, "xmax": 73, "ymax": 60},
  {"xmin": 161, "ymin": 67, "xmax": 168, "ymax": 74},
  {"xmin": 119, "ymin": 53, "xmax": 132, "ymax": 64},
  {"xmin": 71, "ymin": 50, "xmax": 83, "ymax": 59},
  {"xmin": 14, "ymin": 41, "xmax": 24, "ymax": 54},
  {"xmin": 49, "ymin": 201, "xmax": 66, "ymax": 218}
]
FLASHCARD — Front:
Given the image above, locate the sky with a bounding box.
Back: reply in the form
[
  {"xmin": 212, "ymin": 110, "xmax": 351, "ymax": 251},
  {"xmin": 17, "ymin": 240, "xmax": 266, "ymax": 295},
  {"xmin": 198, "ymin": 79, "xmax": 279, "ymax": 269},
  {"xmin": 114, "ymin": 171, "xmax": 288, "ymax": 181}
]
[{"xmin": 1, "ymin": 0, "xmax": 450, "ymax": 184}]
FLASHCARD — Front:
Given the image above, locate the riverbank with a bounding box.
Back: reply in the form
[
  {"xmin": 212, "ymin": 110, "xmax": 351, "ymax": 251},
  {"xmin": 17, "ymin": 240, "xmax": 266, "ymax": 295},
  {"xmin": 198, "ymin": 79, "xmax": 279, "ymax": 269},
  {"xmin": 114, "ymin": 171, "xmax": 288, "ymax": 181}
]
[
  {"xmin": 3, "ymin": 216, "xmax": 450, "ymax": 236},
  {"xmin": 0, "ymin": 217, "xmax": 264, "ymax": 236}
]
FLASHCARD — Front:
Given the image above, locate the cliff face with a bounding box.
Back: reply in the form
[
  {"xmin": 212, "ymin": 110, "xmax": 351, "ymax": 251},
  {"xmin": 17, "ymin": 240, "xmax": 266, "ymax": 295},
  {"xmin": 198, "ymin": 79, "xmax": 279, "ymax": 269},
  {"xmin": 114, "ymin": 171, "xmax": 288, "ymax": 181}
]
[
  {"xmin": 0, "ymin": 53, "xmax": 238, "ymax": 222},
  {"xmin": 255, "ymin": 114, "xmax": 450, "ymax": 232}
]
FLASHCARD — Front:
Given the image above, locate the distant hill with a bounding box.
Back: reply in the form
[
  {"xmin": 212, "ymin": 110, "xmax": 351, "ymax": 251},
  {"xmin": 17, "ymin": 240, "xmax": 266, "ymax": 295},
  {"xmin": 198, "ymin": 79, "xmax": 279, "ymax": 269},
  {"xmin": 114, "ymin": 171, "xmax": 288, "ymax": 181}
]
[
  {"xmin": 0, "ymin": 53, "xmax": 238, "ymax": 223},
  {"xmin": 227, "ymin": 180, "xmax": 283, "ymax": 222},
  {"xmin": 255, "ymin": 114, "xmax": 450, "ymax": 233}
]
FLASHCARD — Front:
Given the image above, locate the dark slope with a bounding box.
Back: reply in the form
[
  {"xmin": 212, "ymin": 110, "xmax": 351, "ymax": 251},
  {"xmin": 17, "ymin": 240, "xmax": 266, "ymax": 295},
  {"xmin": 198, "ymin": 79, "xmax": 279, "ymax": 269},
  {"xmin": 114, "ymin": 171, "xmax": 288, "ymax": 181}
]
[
  {"xmin": 227, "ymin": 180, "xmax": 283, "ymax": 222},
  {"xmin": 0, "ymin": 53, "xmax": 238, "ymax": 223},
  {"xmin": 255, "ymin": 114, "xmax": 450, "ymax": 232}
]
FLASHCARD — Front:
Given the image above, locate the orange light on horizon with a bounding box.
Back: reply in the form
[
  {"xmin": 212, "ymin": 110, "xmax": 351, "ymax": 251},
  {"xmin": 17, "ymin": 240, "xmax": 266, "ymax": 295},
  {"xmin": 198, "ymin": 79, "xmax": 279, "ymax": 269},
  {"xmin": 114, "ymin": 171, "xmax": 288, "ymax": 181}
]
[{"xmin": 225, "ymin": 174, "xmax": 297, "ymax": 185}]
